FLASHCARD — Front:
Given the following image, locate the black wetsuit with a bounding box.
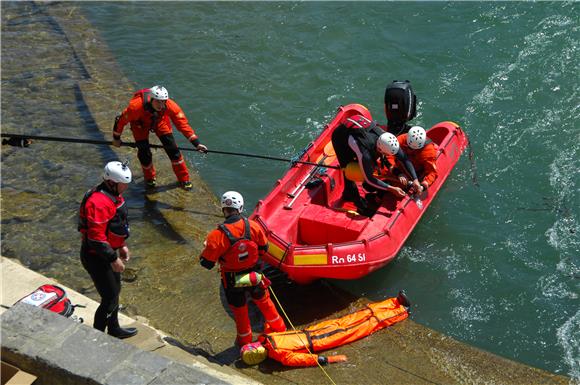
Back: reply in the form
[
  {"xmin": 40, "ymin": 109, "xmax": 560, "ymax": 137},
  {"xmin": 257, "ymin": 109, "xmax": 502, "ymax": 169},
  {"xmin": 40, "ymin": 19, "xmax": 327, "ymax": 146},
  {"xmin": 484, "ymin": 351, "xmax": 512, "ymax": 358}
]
[
  {"xmin": 78, "ymin": 182, "xmax": 129, "ymax": 332},
  {"xmin": 331, "ymin": 122, "xmax": 417, "ymax": 206}
]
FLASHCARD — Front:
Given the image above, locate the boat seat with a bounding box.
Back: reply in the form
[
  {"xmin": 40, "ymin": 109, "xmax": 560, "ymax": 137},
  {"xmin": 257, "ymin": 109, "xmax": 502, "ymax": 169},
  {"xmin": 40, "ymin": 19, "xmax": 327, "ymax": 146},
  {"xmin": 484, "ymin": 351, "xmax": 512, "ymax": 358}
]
[{"xmin": 298, "ymin": 204, "xmax": 369, "ymax": 245}]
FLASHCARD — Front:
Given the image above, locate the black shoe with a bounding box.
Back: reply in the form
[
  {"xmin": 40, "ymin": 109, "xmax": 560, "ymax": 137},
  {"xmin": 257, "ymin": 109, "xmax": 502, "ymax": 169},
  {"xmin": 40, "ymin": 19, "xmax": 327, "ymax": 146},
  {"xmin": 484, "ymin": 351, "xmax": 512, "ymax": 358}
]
[
  {"xmin": 397, "ymin": 290, "xmax": 411, "ymax": 309},
  {"xmin": 145, "ymin": 178, "xmax": 157, "ymax": 188},
  {"xmin": 108, "ymin": 327, "xmax": 138, "ymax": 339},
  {"xmin": 355, "ymin": 198, "xmax": 375, "ymax": 217}
]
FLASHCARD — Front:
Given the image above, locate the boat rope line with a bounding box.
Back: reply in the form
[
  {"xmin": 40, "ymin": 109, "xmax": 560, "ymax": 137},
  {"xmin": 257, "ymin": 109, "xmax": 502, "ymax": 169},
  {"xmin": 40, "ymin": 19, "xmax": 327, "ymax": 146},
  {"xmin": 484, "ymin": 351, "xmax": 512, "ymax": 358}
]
[
  {"xmin": 466, "ymin": 136, "xmax": 479, "ymax": 187},
  {"xmin": 0, "ymin": 133, "xmax": 341, "ymax": 169},
  {"xmin": 268, "ymin": 286, "xmax": 339, "ymax": 385},
  {"xmin": 277, "ymin": 242, "xmax": 291, "ymax": 270}
]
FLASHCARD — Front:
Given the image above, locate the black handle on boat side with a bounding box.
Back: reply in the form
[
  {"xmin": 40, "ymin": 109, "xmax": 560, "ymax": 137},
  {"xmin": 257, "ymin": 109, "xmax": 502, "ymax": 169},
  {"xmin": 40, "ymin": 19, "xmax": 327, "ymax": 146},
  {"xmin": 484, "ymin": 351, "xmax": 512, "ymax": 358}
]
[
  {"xmin": 1, "ymin": 133, "xmax": 340, "ymax": 169},
  {"xmin": 285, "ymin": 154, "xmax": 332, "ymax": 209}
]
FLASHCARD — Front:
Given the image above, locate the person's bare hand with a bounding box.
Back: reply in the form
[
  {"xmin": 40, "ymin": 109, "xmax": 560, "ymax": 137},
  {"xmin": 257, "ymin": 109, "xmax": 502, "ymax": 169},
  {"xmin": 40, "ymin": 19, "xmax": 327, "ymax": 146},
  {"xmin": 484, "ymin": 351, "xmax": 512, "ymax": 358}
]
[
  {"xmin": 119, "ymin": 246, "xmax": 130, "ymax": 262},
  {"xmin": 390, "ymin": 186, "xmax": 406, "ymax": 198},
  {"xmin": 111, "ymin": 257, "xmax": 125, "ymax": 273}
]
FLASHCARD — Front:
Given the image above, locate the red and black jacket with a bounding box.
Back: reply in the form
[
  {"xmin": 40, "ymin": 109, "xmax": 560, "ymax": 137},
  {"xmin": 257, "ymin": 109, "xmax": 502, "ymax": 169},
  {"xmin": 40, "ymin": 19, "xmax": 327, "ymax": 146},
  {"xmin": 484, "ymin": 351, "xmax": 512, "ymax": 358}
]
[{"xmin": 78, "ymin": 182, "xmax": 129, "ymax": 263}]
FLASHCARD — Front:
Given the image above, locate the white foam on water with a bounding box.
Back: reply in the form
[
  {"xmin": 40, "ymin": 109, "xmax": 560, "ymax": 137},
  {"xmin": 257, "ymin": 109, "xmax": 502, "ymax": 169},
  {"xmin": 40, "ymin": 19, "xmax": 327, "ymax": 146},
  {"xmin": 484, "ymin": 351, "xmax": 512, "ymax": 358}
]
[
  {"xmin": 450, "ymin": 288, "xmax": 492, "ymax": 323},
  {"xmin": 457, "ymin": 8, "xmax": 579, "ymax": 375},
  {"xmin": 504, "ymin": 233, "xmax": 546, "ymax": 271},
  {"xmin": 399, "ymin": 246, "xmax": 430, "ymax": 264},
  {"xmin": 556, "ymin": 309, "xmax": 580, "ymax": 382},
  {"xmin": 537, "ymin": 274, "xmax": 577, "ymax": 300}
]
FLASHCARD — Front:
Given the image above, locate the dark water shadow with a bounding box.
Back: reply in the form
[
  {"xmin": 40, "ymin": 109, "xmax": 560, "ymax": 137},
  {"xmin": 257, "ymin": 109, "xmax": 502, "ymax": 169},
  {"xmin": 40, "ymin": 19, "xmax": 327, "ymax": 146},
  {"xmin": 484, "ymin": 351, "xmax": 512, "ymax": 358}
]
[
  {"xmin": 73, "ymin": 82, "xmax": 119, "ymax": 163},
  {"xmin": 143, "ymin": 183, "xmax": 180, "ymax": 194},
  {"xmin": 30, "ymin": 2, "xmax": 91, "ymax": 80},
  {"xmin": 135, "ymin": 195, "xmax": 189, "ymax": 244},
  {"xmin": 140, "ymin": 198, "xmax": 222, "ymax": 218},
  {"xmin": 163, "ymin": 336, "xmax": 237, "ymax": 366}
]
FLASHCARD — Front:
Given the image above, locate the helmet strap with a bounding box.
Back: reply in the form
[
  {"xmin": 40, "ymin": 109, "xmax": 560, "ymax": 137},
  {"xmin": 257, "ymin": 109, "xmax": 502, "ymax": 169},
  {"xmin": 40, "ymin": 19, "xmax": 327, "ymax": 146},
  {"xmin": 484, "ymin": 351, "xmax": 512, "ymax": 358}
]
[
  {"xmin": 104, "ymin": 180, "xmax": 119, "ymax": 195},
  {"xmin": 222, "ymin": 207, "xmax": 240, "ymax": 218}
]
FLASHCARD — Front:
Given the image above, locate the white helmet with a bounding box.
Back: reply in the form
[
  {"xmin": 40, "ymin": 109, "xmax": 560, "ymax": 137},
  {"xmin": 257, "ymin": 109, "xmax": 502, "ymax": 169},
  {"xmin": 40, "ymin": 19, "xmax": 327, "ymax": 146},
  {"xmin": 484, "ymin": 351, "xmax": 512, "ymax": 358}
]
[
  {"xmin": 103, "ymin": 161, "xmax": 132, "ymax": 184},
  {"xmin": 221, "ymin": 191, "xmax": 244, "ymax": 212},
  {"xmin": 150, "ymin": 85, "xmax": 169, "ymax": 100},
  {"xmin": 407, "ymin": 126, "xmax": 426, "ymax": 150},
  {"xmin": 376, "ymin": 132, "xmax": 400, "ymax": 155}
]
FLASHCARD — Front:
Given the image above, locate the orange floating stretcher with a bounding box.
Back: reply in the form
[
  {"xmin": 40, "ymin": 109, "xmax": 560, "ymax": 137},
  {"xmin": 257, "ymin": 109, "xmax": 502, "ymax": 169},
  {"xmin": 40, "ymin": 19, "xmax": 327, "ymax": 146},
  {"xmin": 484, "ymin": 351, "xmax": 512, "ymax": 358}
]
[{"xmin": 242, "ymin": 293, "xmax": 410, "ymax": 367}]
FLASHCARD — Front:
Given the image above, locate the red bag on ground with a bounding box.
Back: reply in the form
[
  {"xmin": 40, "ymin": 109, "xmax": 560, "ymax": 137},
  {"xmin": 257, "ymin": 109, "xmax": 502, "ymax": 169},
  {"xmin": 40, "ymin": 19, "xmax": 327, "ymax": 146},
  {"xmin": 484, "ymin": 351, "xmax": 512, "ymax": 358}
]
[{"xmin": 16, "ymin": 284, "xmax": 76, "ymax": 317}]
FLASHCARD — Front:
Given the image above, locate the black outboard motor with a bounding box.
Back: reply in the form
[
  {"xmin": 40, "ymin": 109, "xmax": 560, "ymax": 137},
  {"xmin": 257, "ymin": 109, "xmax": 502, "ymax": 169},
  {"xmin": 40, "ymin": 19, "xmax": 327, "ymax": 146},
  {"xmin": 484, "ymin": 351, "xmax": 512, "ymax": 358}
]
[{"xmin": 384, "ymin": 80, "xmax": 417, "ymax": 136}]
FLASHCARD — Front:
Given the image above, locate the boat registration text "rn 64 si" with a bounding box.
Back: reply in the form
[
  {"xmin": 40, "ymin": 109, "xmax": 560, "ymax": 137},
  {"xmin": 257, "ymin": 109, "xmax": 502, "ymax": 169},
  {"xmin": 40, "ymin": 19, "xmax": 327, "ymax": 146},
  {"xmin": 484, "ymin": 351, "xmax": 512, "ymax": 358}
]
[{"xmin": 331, "ymin": 253, "xmax": 366, "ymax": 264}]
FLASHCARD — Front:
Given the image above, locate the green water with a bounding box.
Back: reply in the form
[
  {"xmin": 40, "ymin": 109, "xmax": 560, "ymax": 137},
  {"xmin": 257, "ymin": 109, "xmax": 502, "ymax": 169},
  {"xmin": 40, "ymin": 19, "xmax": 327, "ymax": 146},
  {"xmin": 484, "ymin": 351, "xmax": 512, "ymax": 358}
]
[
  {"xmin": 2, "ymin": 1, "xmax": 578, "ymax": 380},
  {"xmin": 81, "ymin": 2, "xmax": 579, "ymax": 377}
]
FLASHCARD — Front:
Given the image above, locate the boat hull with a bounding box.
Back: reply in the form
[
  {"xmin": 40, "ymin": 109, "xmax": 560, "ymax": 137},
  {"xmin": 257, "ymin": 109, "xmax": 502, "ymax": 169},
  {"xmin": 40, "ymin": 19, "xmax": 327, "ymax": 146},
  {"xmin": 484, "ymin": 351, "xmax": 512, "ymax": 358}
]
[{"xmin": 251, "ymin": 104, "xmax": 468, "ymax": 284}]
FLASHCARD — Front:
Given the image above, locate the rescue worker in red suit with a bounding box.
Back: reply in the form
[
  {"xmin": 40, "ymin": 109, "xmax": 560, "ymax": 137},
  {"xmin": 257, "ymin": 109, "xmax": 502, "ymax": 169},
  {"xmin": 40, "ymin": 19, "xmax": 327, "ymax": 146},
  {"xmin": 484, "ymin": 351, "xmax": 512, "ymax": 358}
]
[
  {"xmin": 78, "ymin": 161, "xmax": 137, "ymax": 339},
  {"xmin": 394, "ymin": 126, "xmax": 438, "ymax": 191},
  {"xmin": 199, "ymin": 191, "xmax": 286, "ymax": 346},
  {"xmin": 239, "ymin": 292, "xmax": 411, "ymax": 366},
  {"xmin": 112, "ymin": 85, "xmax": 207, "ymax": 190}
]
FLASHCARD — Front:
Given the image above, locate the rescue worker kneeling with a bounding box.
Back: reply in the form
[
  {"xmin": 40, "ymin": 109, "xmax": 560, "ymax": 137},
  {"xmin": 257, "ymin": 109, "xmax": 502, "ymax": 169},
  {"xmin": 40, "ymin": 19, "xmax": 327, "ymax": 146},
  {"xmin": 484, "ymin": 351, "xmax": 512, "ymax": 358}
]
[
  {"xmin": 331, "ymin": 114, "xmax": 419, "ymax": 215},
  {"xmin": 240, "ymin": 292, "xmax": 410, "ymax": 366},
  {"xmin": 393, "ymin": 126, "xmax": 438, "ymax": 192},
  {"xmin": 199, "ymin": 191, "xmax": 286, "ymax": 346}
]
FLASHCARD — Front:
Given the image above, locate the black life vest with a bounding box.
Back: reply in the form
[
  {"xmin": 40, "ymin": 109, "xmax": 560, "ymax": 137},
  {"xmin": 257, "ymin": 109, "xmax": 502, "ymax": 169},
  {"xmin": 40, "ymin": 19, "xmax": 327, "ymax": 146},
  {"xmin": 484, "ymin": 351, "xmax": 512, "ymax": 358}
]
[{"xmin": 331, "ymin": 115, "xmax": 385, "ymax": 168}]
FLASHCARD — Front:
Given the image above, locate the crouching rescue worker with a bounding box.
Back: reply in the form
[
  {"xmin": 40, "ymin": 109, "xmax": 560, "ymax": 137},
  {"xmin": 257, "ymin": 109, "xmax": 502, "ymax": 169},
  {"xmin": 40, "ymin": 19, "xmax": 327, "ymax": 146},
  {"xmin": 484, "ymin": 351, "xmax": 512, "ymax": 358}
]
[
  {"xmin": 331, "ymin": 113, "xmax": 416, "ymax": 216},
  {"xmin": 112, "ymin": 85, "xmax": 208, "ymax": 190},
  {"xmin": 199, "ymin": 191, "xmax": 286, "ymax": 346},
  {"xmin": 78, "ymin": 161, "xmax": 137, "ymax": 339},
  {"xmin": 395, "ymin": 126, "xmax": 438, "ymax": 192},
  {"xmin": 240, "ymin": 291, "xmax": 411, "ymax": 366}
]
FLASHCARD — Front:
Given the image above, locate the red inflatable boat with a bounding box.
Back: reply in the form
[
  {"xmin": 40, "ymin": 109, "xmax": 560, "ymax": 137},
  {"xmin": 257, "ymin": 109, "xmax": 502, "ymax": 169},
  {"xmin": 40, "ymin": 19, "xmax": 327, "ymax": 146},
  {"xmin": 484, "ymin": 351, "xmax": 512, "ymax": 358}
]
[{"xmin": 250, "ymin": 104, "xmax": 468, "ymax": 284}]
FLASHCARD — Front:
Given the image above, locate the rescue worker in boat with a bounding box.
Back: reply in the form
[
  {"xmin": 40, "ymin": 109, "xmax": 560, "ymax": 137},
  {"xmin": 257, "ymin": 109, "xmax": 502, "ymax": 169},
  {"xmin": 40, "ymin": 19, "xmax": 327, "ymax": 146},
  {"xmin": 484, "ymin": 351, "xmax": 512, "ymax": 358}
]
[
  {"xmin": 382, "ymin": 79, "xmax": 418, "ymax": 136},
  {"xmin": 240, "ymin": 291, "xmax": 411, "ymax": 366},
  {"xmin": 393, "ymin": 126, "xmax": 438, "ymax": 192},
  {"xmin": 112, "ymin": 85, "xmax": 208, "ymax": 190},
  {"xmin": 199, "ymin": 191, "xmax": 286, "ymax": 346},
  {"xmin": 331, "ymin": 114, "xmax": 421, "ymax": 215},
  {"xmin": 78, "ymin": 161, "xmax": 137, "ymax": 339}
]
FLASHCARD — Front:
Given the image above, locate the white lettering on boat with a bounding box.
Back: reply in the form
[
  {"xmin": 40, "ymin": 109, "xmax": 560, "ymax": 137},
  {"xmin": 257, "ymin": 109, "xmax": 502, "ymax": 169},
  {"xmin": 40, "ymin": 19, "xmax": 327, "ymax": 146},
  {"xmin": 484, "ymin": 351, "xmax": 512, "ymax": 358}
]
[{"xmin": 331, "ymin": 253, "xmax": 366, "ymax": 264}]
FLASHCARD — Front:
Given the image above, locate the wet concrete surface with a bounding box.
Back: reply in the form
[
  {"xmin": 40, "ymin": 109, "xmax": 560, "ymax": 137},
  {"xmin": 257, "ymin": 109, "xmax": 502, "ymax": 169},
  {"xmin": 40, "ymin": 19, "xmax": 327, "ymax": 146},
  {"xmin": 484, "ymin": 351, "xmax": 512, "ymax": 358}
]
[{"xmin": 1, "ymin": 2, "xmax": 571, "ymax": 384}]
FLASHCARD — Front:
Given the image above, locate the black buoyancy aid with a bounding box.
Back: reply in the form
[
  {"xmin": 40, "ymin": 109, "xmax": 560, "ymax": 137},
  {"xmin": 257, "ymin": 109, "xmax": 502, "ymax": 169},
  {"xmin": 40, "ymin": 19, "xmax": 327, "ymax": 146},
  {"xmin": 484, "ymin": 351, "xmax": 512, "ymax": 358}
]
[
  {"xmin": 331, "ymin": 115, "xmax": 385, "ymax": 168},
  {"xmin": 218, "ymin": 217, "xmax": 259, "ymax": 272},
  {"xmin": 78, "ymin": 184, "xmax": 130, "ymax": 241}
]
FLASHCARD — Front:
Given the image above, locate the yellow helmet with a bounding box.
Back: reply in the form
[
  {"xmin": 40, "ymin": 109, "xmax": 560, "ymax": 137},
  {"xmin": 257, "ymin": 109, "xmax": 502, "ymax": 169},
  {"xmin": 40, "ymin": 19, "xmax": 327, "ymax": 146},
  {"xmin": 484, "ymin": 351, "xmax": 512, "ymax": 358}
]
[{"xmin": 240, "ymin": 342, "xmax": 267, "ymax": 365}]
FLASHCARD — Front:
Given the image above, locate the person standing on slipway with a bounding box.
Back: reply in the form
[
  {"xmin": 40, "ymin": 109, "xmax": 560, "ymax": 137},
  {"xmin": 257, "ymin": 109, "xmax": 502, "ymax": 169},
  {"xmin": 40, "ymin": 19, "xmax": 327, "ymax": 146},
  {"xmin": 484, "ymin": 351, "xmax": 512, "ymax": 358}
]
[
  {"xmin": 112, "ymin": 85, "xmax": 207, "ymax": 190},
  {"xmin": 199, "ymin": 191, "xmax": 286, "ymax": 346},
  {"xmin": 78, "ymin": 161, "xmax": 137, "ymax": 339}
]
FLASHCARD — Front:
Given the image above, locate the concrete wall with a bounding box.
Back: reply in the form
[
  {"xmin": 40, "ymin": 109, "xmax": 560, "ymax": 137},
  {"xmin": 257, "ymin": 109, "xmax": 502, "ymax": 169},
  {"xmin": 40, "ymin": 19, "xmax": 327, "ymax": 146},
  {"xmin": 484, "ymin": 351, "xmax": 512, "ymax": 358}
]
[{"xmin": 1, "ymin": 303, "xmax": 237, "ymax": 385}]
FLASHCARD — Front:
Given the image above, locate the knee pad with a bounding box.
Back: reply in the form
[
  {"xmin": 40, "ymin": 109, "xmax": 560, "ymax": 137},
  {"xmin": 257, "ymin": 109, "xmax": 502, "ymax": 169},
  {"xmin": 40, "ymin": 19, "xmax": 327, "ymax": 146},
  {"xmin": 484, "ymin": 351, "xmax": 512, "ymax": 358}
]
[
  {"xmin": 226, "ymin": 288, "xmax": 247, "ymax": 308},
  {"xmin": 136, "ymin": 142, "xmax": 153, "ymax": 165}
]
